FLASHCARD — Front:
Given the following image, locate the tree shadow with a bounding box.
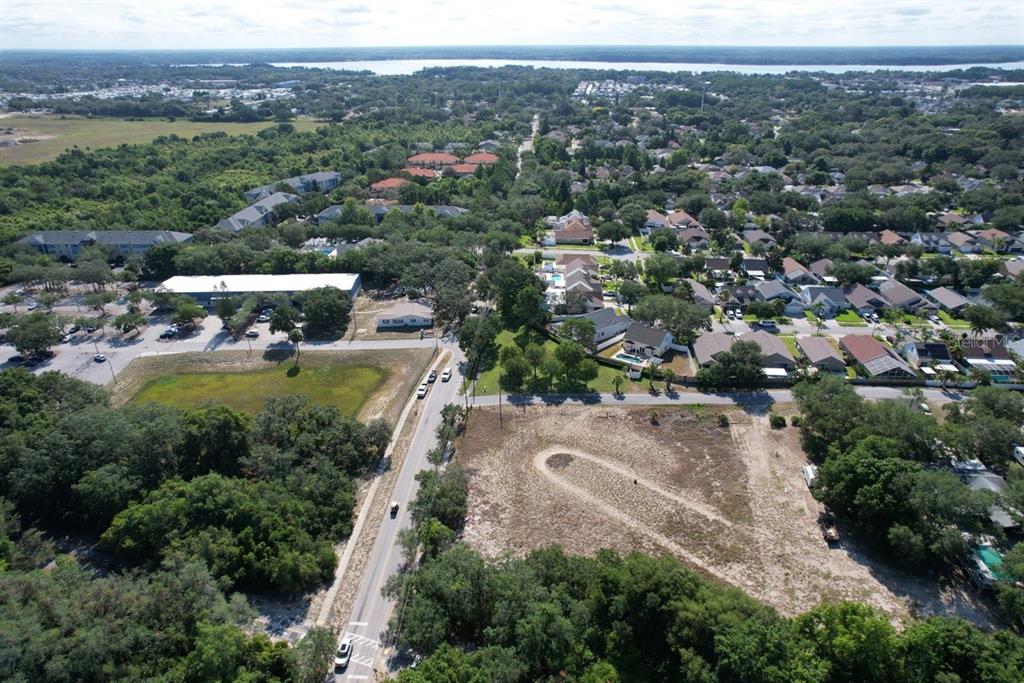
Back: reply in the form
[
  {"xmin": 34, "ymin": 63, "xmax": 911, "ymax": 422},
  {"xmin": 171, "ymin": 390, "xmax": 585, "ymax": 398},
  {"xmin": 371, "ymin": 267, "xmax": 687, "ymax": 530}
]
[{"xmin": 286, "ymin": 365, "xmax": 300, "ymax": 377}]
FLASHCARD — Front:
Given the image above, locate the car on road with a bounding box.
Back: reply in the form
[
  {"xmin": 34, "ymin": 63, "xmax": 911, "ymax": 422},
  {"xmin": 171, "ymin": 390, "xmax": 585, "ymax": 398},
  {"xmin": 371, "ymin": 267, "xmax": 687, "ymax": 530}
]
[
  {"xmin": 753, "ymin": 320, "xmax": 779, "ymax": 333},
  {"xmin": 390, "ymin": 502, "xmax": 399, "ymax": 517},
  {"xmin": 427, "ymin": 370, "xmax": 437, "ymax": 383},
  {"xmin": 245, "ymin": 329, "xmax": 259, "ymax": 338},
  {"xmin": 441, "ymin": 367, "xmax": 452, "ymax": 382},
  {"xmin": 93, "ymin": 354, "xmax": 107, "ymax": 363},
  {"xmin": 334, "ymin": 637, "xmax": 353, "ymax": 671},
  {"xmin": 928, "ymin": 314, "xmax": 941, "ymax": 324},
  {"xmin": 416, "ymin": 383, "xmax": 428, "ymax": 399}
]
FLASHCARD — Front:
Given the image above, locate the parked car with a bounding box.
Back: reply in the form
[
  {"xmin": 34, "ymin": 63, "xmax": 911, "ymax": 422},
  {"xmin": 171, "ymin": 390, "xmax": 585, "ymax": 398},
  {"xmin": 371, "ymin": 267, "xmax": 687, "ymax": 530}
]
[
  {"xmin": 754, "ymin": 320, "xmax": 779, "ymax": 332},
  {"xmin": 68, "ymin": 324, "xmax": 80, "ymax": 333},
  {"xmin": 61, "ymin": 333, "xmax": 74, "ymax": 343},
  {"xmin": 427, "ymin": 370, "xmax": 437, "ymax": 383},
  {"xmin": 159, "ymin": 328, "xmax": 176, "ymax": 339},
  {"xmin": 245, "ymin": 329, "xmax": 259, "ymax": 338},
  {"xmin": 416, "ymin": 383, "xmax": 428, "ymax": 399},
  {"xmin": 390, "ymin": 502, "xmax": 399, "ymax": 517},
  {"xmin": 334, "ymin": 637, "xmax": 353, "ymax": 671},
  {"xmin": 257, "ymin": 314, "xmax": 270, "ymax": 323},
  {"xmin": 85, "ymin": 326, "xmax": 97, "ymax": 333},
  {"xmin": 819, "ymin": 509, "xmax": 839, "ymax": 544},
  {"xmin": 441, "ymin": 367, "xmax": 452, "ymax": 382},
  {"xmin": 26, "ymin": 302, "xmax": 38, "ymax": 311},
  {"xmin": 928, "ymin": 314, "xmax": 941, "ymax": 324},
  {"xmin": 802, "ymin": 464, "xmax": 818, "ymax": 488},
  {"xmin": 93, "ymin": 354, "xmax": 107, "ymax": 363}
]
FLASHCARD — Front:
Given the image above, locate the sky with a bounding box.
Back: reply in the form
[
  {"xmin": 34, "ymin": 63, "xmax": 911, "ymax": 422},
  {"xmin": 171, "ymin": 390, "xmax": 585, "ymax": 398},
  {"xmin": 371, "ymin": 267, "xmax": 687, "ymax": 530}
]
[{"xmin": 1, "ymin": 0, "xmax": 1023, "ymax": 51}]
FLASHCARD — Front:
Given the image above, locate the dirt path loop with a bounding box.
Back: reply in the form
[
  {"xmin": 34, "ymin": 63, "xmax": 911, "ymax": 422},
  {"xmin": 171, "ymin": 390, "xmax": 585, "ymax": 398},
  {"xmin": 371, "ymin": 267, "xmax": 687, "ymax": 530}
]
[{"xmin": 536, "ymin": 447, "xmax": 735, "ymax": 527}]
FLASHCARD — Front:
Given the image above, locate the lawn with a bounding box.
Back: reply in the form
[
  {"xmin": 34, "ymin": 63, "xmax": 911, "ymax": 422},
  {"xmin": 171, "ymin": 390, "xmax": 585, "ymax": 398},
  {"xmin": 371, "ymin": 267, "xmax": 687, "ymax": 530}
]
[
  {"xmin": 778, "ymin": 334, "xmax": 800, "ymax": 357},
  {"xmin": 132, "ymin": 359, "xmax": 387, "ymax": 415},
  {"xmin": 465, "ymin": 329, "xmax": 642, "ymax": 396},
  {"xmin": 0, "ymin": 114, "xmax": 323, "ymax": 165},
  {"xmin": 804, "ymin": 310, "xmax": 820, "ymax": 324},
  {"xmin": 888, "ymin": 312, "xmax": 930, "ymax": 327},
  {"xmin": 938, "ymin": 310, "xmax": 971, "ymax": 329},
  {"xmin": 835, "ymin": 310, "xmax": 867, "ymax": 326}
]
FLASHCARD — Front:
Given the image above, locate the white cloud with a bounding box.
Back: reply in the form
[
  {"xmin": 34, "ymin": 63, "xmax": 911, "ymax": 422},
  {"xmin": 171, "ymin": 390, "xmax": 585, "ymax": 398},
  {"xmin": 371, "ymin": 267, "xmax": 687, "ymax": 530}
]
[{"xmin": 0, "ymin": 0, "xmax": 1021, "ymax": 49}]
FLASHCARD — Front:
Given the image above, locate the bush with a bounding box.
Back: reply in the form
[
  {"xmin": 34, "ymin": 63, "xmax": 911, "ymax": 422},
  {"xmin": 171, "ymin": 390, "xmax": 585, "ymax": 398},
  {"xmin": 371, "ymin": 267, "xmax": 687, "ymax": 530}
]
[
  {"xmin": 790, "ymin": 415, "xmax": 802, "ymax": 427},
  {"xmin": 718, "ymin": 414, "xmax": 730, "ymax": 427},
  {"xmin": 769, "ymin": 413, "xmax": 786, "ymax": 429}
]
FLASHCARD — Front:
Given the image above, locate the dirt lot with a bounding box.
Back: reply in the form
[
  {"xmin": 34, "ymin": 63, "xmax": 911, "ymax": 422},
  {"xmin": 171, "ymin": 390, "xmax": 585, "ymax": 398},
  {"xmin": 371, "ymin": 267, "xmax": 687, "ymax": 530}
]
[
  {"xmin": 456, "ymin": 404, "xmax": 996, "ymax": 625},
  {"xmin": 350, "ymin": 290, "xmax": 434, "ymax": 341}
]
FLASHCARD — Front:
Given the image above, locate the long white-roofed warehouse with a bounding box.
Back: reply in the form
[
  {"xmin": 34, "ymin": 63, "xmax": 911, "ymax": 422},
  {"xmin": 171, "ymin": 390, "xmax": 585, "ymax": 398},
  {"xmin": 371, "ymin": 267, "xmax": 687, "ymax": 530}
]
[{"xmin": 159, "ymin": 273, "xmax": 361, "ymax": 306}]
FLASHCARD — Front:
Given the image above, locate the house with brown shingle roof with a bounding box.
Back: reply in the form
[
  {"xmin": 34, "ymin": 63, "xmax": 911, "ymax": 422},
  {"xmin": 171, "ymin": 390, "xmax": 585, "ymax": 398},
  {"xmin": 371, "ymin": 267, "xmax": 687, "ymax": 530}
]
[
  {"xmin": 781, "ymin": 257, "xmax": 818, "ymax": 285},
  {"xmin": 880, "ymin": 229, "xmax": 905, "ymax": 246},
  {"xmin": 947, "ymin": 231, "xmax": 979, "ymax": 254},
  {"xmin": 369, "ymin": 177, "xmax": 409, "ymax": 197},
  {"xmin": 667, "ymin": 210, "xmax": 699, "ymax": 227},
  {"xmin": 809, "ymin": 258, "xmax": 835, "ymax": 282},
  {"xmin": 555, "ymin": 253, "xmax": 598, "ymax": 270},
  {"xmin": 797, "ymin": 336, "xmax": 846, "ymax": 373},
  {"xmin": 839, "ymin": 335, "xmax": 916, "ymax": 379},
  {"xmin": 973, "ymin": 228, "xmax": 1012, "ymax": 252},
  {"xmin": 678, "ymin": 227, "xmax": 710, "ymax": 251},
  {"xmin": 554, "ymin": 219, "xmax": 594, "ymax": 245}
]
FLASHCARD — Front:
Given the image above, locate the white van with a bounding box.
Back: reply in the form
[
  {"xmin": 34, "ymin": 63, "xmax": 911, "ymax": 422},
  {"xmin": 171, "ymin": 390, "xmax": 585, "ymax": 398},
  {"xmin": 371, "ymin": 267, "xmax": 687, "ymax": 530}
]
[{"xmin": 802, "ymin": 464, "xmax": 818, "ymax": 489}]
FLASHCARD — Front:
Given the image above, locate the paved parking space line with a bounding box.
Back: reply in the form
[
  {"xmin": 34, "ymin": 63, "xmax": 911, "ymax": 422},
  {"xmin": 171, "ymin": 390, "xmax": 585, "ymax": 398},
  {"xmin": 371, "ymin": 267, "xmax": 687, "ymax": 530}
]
[{"xmin": 348, "ymin": 621, "xmax": 368, "ymax": 626}]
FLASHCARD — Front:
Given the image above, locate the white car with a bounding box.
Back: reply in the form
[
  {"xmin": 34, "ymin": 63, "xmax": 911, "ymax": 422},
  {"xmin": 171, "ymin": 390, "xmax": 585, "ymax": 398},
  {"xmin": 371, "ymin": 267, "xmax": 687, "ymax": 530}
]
[
  {"xmin": 334, "ymin": 637, "xmax": 353, "ymax": 671},
  {"xmin": 416, "ymin": 383, "xmax": 428, "ymax": 399},
  {"xmin": 441, "ymin": 367, "xmax": 452, "ymax": 382}
]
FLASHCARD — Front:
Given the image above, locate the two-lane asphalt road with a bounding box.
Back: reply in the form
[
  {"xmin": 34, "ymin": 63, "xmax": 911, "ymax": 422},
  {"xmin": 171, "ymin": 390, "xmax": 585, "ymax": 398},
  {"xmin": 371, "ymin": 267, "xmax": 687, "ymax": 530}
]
[{"xmin": 336, "ymin": 349, "xmax": 463, "ymax": 680}]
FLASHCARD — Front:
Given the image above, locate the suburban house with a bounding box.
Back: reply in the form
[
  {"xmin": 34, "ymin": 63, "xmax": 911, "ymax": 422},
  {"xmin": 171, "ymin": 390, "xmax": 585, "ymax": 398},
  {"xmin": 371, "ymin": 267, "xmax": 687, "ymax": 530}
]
[
  {"xmin": 927, "ymin": 287, "xmax": 972, "ymax": 314},
  {"xmin": 404, "ymin": 166, "xmax": 438, "ymax": 179},
  {"xmin": 910, "ymin": 232, "xmax": 951, "ymax": 254},
  {"xmin": 369, "ymin": 177, "xmax": 409, "ymax": 197},
  {"xmin": 376, "ymin": 301, "xmax": 434, "ymax": 328},
  {"xmin": 406, "ymin": 152, "xmax": 459, "ymax": 168},
  {"xmin": 1000, "ymin": 260, "xmax": 1024, "ymax": 279},
  {"xmin": 974, "ymin": 228, "xmax": 1012, "ymax": 252},
  {"xmin": 244, "ymin": 171, "xmax": 340, "ymax": 202},
  {"xmin": 809, "ymin": 258, "xmax": 836, "ymax": 282},
  {"xmin": 844, "ymin": 283, "xmax": 890, "ymax": 315},
  {"xmin": 16, "ymin": 230, "xmax": 192, "ymax": 261},
  {"xmin": 463, "ymin": 152, "xmax": 499, "ymax": 165},
  {"xmin": 705, "ymin": 256, "xmax": 732, "ymax": 277},
  {"xmin": 801, "ymin": 286, "xmax": 848, "ymax": 318},
  {"xmin": 900, "ymin": 341, "xmax": 955, "ymax": 369},
  {"xmin": 797, "ymin": 336, "xmax": 846, "ymax": 373},
  {"xmin": 555, "ymin": 253, "xmax": 599, "ymax": 271},
  {"xmin": 450, "ymin": 164, "xmax": 479, "ymax": 177},
  {"xmin": 554, "ymin": 219, "xmax": 594, "ymax": 244},
  {"xmin": 667, "ymin": 209, "xmax": 699, "ymax": 228},
  {"xmin": 742, "ymin": 229, "xmax": 776, "ymax": 250},
  {"xmin": 719, "ymin": 285, "xmax": 763, "ymax": 313},
  {"xmin": 879, "ymin": 279, "xmax": 933, "ymax": 313},
  {"xmin": 936, "ymin": 212, "xmax": 970, "ymax": 230},
  {"xmin": 623, "ymin": 322, "xmax": 673, "ymax": 359},
  {"xmin": 216, "ymin": 192, "xmax": 298, "ymax": 232},
  {"xmin": 839, "ymin": 335, "xmax": 916, "ymax": 379},
  {"xmin": 642, "ymin": 210, "xmax": 669, "ymax": 234},
  {"xmin": 879, "ymin": 229, "xmax": 905, "ymax": 246},
  {"xmin": 742, "ymin": 258, "xmax": 769, "ymax": 279},
  {"xmin": 677, "ymin": 227, "xmax": 711, "ymax": 251},
  {"xmin": 964, "ymin": 472, "xmax": 1019, "ymax": 531},
  {"xmin": 755, "ymin": 280, "xmax": 805, "ymax": 316},
  {"xmin": 962, "ymin": 338, "xmax": 1015, "ymax": 382},
  {"xmin": 563, "ymin": 270, "xmax": 604, "ymax": 311},
  {"xmin": 780, "ymin": 257, "xmax": 818, "ymax": 285},
  {"xmin": 686, "ymin": 278, "xmax": 716, "ymax": 310},
  {"xmin": 570, "ymin": 308, "xmax": 631, "ymax": 344},
  {"xmin": 692, "ymin": 331, "xmax": 735, "ymax": 367},
  {"xmin": 947, "ymin": 231, "xmax": 980, "ymax": 254},
  {"xmin": 739, "ymin": 330, "xmax": 796, "ymax": 370}
]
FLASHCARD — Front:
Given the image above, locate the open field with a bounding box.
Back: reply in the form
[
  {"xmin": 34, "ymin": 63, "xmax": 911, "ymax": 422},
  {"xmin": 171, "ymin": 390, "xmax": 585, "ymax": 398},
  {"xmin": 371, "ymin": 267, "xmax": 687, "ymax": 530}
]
[
  {"xmin": 456, "ymin": 404, "xmax": 996, "ymax": 625},
  {"xmin": 113, "ymin": 348, "xmax": 433, "ymax": 422},
  {"xmin": 0, "ymin": 114, "xmax": 323, "ymax": 165}
]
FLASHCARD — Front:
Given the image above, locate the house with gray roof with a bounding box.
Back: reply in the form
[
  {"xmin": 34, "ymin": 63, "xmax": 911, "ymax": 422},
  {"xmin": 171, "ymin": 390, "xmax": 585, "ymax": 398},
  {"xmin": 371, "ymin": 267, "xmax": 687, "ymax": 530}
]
[
  {"xmin": 800, "ymin": 286, "xmax": 848, "ymax": 318},
  {"xmin": 217, "ymin": 192, "xmax": 298, "ymax": 232},
  {"xmin": 16, "ymin": 230, "xmax": 192, "ymax": 261},
  {"xmin": 844, "ymin": 283, "xmax": 890, "ymax": 315},
  {"xmin": 926, "ymin": 287, "xmax": 971, "ymax": 314},
  {"xmin": 742, "ymin": 229, "xmax": 776, "ymax": 250},
  {"xmin": 686, "ymin": 279, "xmax": 716, "ymax": 310},
  {"xmin": 245, "ymin": 171, "xmax": 340, "ymax": 202},
  {"xmin": 742, "ymin": 257, "xmax": 770, "ymax": 279},
  {"xmin": 809, "ymin": 258, "xmax": 836, "ymax": 282},
  {"xmin": 568, "ymin": 308, "xmax": 631, "ymax": 344},
  {"xmin": 693, "ymin": 331, "xmax": 735, "ymax": 367},
  {"xmin": 739, "ymin": 330, "xmax": 796, "ymax": 369},
  {"xmin": 755, "ymin": 280, "xmax": 804, "ymax": 316},
  {"xmin": 376, "ymin": 301, "xmax": 434, "ymax": 328},
  {"xmin": 879, "ymin": 279, "xmax": 934, "ymax": 312},
  {"xmin": 797, "ymin": 336, "xmax": 846, "ymax": 373},
  {"xmin": 623, "ymin": 322, "xmax": 673, "ymax": 359}
]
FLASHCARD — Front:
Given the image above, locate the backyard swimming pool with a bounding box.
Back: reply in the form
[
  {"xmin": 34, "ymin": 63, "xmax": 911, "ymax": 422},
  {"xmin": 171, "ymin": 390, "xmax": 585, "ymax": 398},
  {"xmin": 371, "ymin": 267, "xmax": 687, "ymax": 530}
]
[{"xmin": 613, "ymin": 351, "xmax": 647, "ymax": 365}]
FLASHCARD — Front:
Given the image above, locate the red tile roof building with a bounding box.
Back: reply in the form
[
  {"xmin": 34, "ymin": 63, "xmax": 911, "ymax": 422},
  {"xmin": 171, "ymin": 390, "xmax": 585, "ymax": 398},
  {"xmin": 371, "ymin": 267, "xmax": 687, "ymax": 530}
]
[
  {"xmin": 451, "ymin": 164, "xmax": 479, "ymax": 176},
  {"xmin": 369, "ymin": 177, "xmax": 409, "ymax": 196},
  {"xmin": 464, "ymin": 152, "xmax": 499, "ymax": 165},
  {"xmin": 407, "ymin": 152, "xmax": 459, "ymax": 167},
  {"xmin": 404, "ymin": 167, "xmax": 437, "ymax": 179}
]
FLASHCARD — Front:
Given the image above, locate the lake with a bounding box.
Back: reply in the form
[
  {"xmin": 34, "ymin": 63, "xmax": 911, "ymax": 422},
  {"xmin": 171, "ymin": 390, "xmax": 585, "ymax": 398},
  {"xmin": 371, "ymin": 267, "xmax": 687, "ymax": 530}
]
[{"xmin": 271, "ymin": 58, "xmax": 1024, "ymax": 76}]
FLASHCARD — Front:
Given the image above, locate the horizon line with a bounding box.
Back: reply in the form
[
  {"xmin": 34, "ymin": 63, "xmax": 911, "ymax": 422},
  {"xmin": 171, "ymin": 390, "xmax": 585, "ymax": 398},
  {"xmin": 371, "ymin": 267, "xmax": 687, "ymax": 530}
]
[{"xmin": 1, "ymin": 44, "xmax": 1023, "ymax": 52}]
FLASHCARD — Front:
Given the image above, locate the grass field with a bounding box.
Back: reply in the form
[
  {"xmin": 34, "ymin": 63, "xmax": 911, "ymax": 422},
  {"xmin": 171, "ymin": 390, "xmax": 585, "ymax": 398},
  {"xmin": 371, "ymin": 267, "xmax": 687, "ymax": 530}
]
[
  {"xmin": 116, "ymin": 349, "xmax": 434, "ymax": 421},
  {"xmin": 938, "ymin": 310, "xmax": 971, "ymax": 329},
  {"xmin": 0, "ymin": 114, "xmax": 323, "ymax": 165},
  {"xmin": 835, "ymin": 310, "xmax": 867, "ymax": 326}
]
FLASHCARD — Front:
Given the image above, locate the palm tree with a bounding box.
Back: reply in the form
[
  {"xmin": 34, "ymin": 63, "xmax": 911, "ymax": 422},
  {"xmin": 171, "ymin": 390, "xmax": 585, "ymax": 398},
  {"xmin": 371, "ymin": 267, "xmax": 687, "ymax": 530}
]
[
  {"xmin": 612, "ymin": 374, "xmax": 624, "ymax": 396},
  {"xmin": 664, "ymin": 368, "xmax": 676, "ymax": 392},
  {"xmin": 289, "ymin": 328, "xmax": 304, "ymax": 363},
  {"xmin": 810, "ymin": 302, "xmax": 826, "ymax": 335}
]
